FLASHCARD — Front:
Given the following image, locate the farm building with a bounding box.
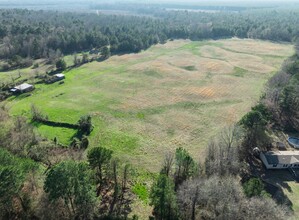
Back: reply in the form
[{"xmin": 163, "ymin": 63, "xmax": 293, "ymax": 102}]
[
  {"xmin": 45, "ymin": 73, "xmax": 65, "ymax": 84},
  {"xmin": 10, "ymin": 83, "xmax": 34, "ymax": 93},
  {"xmin": 260, "ymin": 151, "xmax": 299, "ymax": 169},
  {"xmin": 54, "ymin": 73, "xmax": 65, "ymax": 80}
]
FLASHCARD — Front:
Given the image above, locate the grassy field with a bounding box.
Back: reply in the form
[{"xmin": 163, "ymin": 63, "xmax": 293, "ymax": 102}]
[
  {"xmin": 0, "ymin": 54, "xmax": 85, "ymax": 84},
  {"xmin": 2, "ymin": 38, "xmax": 295, "ymax": 218},
  {"xmin": 4, "ymin": 38, "xmax": 293, "ymax": 172},
  {"xmin": 0, "ymin": 59, "xmax": 52, "ymax": 84}
]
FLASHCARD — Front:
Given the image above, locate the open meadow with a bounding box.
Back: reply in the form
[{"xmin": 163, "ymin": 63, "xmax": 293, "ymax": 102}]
[
  {"xmin": 4, "ymin": 38, "xmax": 293, "ymax": 172},
  {"xmin": 0, "ymin": 53, "xmax": 84, "ymax": 84}
]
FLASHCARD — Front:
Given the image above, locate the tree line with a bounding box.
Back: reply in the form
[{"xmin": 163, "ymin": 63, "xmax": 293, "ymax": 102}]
[
  {"xmin": 242, "ymin": 40, "xmax": 299, "ymax": 135},
  {"xmin": 1, "ymin": 8, "xmax": 299, "ymax": 70},
  {"xmin": 263, "ymin": 41, "xmax": 299, "ymax": 132}
]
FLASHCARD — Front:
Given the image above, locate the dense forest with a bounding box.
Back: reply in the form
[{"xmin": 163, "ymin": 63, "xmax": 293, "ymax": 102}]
[
  {"xmin": 0, "ymin": 8, "xmax": 299, "ymax": 70},
  {"xmin": 258, "ymin": 41, "xmax": 299, "ymax": 134}
]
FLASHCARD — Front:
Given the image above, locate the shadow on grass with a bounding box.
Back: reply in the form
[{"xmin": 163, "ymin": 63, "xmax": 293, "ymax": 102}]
[
  {"xmin": 249, "ymin": 158, "xmax": 294, "ymax": 210},
  {"xmin": 32, "ymin": 119, "xmax": 78, "ymax": 129},
  {"xmin": 260, "ymin": 168, "xmax": 295, "ymax": 209},
  {"xmin": 262, "ymin": 170, "xmax": 295, "ymax": 212},
  {"xmin": 12, "ymin": 92, "xmax": 33, "ymax": 101},
  {"xmin": 31, "ymin": 121, "xmax": 77, "ymax": 130}
]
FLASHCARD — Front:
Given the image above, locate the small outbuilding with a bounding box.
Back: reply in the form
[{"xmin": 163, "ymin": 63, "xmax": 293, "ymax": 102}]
[
  {"xmin": 54, "ymin": 73, "xmax": 65, "ymax": 81},
  {"xmin": 260, "ymin": 151, "xmax": 299, "ymax": 169},
  {"xmin": 11, "ymin": 83, "xmax": 34, "ymax": 93},
  {"xmin": 45, "ymin": 73, "xmax": 65, "ymax": 84}
]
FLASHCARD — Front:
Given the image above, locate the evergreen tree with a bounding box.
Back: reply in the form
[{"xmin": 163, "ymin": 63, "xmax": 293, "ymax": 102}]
[
  {"xmin": 56, "ymin": 59, "xmax": 67, "ymax": 71},
  {"xmin": 243, "ymin": 178, "xmax": 270, "ymax": 198},
  {"xmin": 87, "ymin": 147, "xmax": 113, "ymax": 184},
  {"xmin": 0, "ymin": 149, "xmax": 37, "ymax": 219},
  {"xmin": 101, "ymin": 46, "xmax": 111, "ymax": 59},
  {"xmin": 44, "ymin": 160, "xmax": 96, "ymax": 218},
  {"xmin": 174, "ymin": 147, "xmax": 196, "ymax": 188},
  {"xmin": 150, "ymin": 174, "xmax": 178, "ymax": 220}
]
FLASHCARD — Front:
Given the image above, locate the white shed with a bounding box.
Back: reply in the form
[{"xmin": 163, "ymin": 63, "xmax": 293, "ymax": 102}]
[{"xmin": 54, "ymin": 73, "xmax": 65, "ymax": 80}]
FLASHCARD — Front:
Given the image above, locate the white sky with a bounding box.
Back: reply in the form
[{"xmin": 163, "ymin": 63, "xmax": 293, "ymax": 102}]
[
  {"xmin": 1, "ymin": 0, "xmax": 299, "ymax": 6},
  {"xmin": 2, "ymin": 0, "xmax": 299, "ymax": 2}
]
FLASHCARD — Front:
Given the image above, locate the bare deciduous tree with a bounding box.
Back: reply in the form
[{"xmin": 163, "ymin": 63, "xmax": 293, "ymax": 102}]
[
  {"xmin": 178, "ymin": 176, "xmax": 243, "ymax": 220},
  {"xmin": 205, "ymin": 125, "xmax": 242, "ymax": 177},
  {"xmin": 178, "ymin": 176, "xmax": 289, "ymax": 220},
  {"xmin": 161, "ymin": 152, "xmax": 174, "ymax": 177},
  {"xmin": 5, "ymin": 117, "xmax": 39, "ymax": 156}
]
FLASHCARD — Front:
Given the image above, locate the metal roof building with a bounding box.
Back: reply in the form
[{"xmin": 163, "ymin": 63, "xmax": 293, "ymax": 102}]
[{"xmin": 11, "ymin": 83, "xmax": 34, "ymax": 93}]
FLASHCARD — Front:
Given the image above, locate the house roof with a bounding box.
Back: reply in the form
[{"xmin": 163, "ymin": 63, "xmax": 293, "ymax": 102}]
[
  {"xmin": 55, "ymin": 73, "xmax": 65, "ymax": 78},
  {"xmin": 14, "ymin": 83, "xmax": 33, "ymax": 91},
  {"xmin": 263, "ymin": 151, "xmax": 299, "ymax": 165}
]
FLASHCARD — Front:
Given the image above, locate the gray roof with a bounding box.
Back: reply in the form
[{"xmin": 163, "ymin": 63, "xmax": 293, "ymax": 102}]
[
  {"xmin": 14, "ymin": 83, "xmax": 33, "ymax": 91},
  {"xmin": 264, "ymin": 151, "xmax": 299, "ymax": 165}
]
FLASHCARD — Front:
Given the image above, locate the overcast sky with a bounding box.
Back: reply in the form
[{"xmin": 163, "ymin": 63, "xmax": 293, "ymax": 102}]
[
  {"xmin": 1, "ymin": 0, "xmax": 299, "ymax": 8},
  {"xmin": 1, "ymin": 0, "xmax": 299, "ymax": 3}
]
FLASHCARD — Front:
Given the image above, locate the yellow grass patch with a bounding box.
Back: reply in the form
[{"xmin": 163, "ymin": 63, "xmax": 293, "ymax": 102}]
[
  {"xmin": 154, "ymin": 39, "xmax": 190, "ymax": 49},
  {"xmin": 196, "ymin": 58, "xmax": 233, "ymax": 74},
  {"xmin": 220, "ymin": 38, "xmax": 293, "ymax": 56},
  {"xmin": 231, "ymin": 61, "xmax": 274, "ymax": 73}
]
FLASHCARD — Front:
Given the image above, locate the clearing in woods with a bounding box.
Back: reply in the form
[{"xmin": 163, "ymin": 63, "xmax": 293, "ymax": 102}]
[{"xmin": 5, "ymin": 38, "xmax": 293, "ymax": 171}]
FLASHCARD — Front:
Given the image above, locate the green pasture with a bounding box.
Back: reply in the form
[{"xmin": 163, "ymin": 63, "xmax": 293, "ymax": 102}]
[{"xmin": 4, "ymin": 38, "xmax": 293, "ymax": 171}]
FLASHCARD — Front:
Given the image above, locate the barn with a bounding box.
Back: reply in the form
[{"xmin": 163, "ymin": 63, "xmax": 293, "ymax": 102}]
[{"xmin": 11, "ymin": 83, "xmax": 34, "ymax": 93}]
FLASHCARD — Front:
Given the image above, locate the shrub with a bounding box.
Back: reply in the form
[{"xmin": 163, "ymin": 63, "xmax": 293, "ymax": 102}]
[
  {"xmin": 78, "ymin": 115, "xmax": 93, "ymax": 135},
  {"xmin": 1, "ymin": 63, "xmax": 10, "ymax": 71},
  {"xmin": 56, "ymin": 59, "xmax": 67, "ymax": 71},
  {"xmin": 33, "ymin": 63, "xmax": 39, "ymax": 69},
  {"xmin": 30, "ymin": 104, "xmax": 48, "ymax": 122},
  {"xmin": 243, "ymin": 178, "xmax": 270, "ymax": 198},
  {"xmin": 80, "ymin": 136, "xmax": 89, "ymax": 149}
]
